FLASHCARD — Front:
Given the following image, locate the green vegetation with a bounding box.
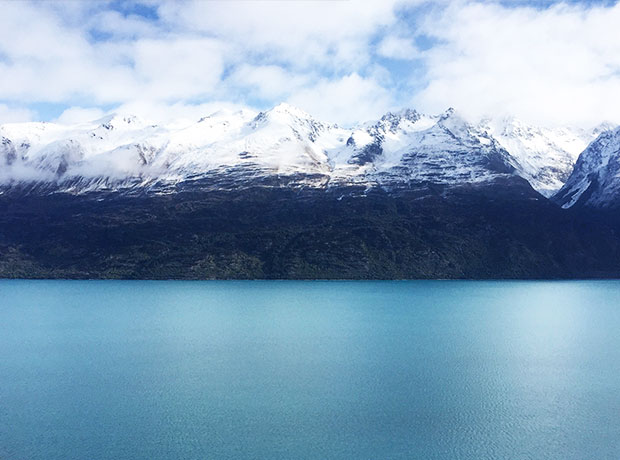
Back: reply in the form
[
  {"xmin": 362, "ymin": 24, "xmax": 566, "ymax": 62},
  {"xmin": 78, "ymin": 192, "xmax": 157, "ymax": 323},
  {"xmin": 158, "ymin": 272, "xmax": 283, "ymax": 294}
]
[{"xmin": 1, "ymin": 180, "xmax": 619, "ymax": 279}]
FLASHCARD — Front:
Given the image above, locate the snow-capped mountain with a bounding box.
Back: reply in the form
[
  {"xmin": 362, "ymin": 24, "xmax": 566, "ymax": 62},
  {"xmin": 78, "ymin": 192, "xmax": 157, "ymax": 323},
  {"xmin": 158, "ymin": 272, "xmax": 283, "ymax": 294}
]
[
  {"xmin": 345, "ymin": 108, "xmax": 519, "ymax": 187},
  {"xmin": 553, "ymin": 127, "xmax": 620, "ymax": 209},
  {"xmin": 0, "ymin": 104, "xmax": 614, "ymax": 197},
  {"xmin": 479, "ymin": 118, "xmax": 609, "ymax": 197},
  {"xmin": 4, "ymin": 104, "xmax": 620, "ymax": 280}
]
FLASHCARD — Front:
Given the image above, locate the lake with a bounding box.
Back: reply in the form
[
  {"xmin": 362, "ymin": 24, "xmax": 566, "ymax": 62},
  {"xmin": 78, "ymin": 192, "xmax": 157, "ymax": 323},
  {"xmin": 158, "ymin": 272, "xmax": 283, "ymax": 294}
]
[{"xmin": 1, "ymin": 280, "xmax": 619, "ymax": 459}]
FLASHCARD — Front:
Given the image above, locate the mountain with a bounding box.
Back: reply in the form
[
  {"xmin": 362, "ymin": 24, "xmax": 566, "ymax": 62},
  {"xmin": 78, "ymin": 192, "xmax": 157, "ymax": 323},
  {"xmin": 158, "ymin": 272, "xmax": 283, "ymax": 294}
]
[
  {"xmin": 553, "ymin": 127, "xmax": 620, "ymax": 209},
  {"xmin": 1, "ymin": 104, "xmax": 596, "ymax": 196},
  {"xmin": 343, "ymin": 108, "xmax": 520, "ymax": 188},
  {"xmin": 478, "ymin": 118, "xmax": 609, "ymax": 197},
  {"xmin": 2, "ymin": 104, "xmax": 620, "ymax": 280}
]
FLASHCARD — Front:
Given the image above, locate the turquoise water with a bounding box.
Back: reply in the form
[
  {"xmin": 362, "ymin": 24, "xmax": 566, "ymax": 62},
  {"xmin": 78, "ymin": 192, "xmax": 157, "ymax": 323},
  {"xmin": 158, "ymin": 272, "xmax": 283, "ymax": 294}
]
[{"xmin": 1, "ymin": 280, "xmax": 620, "ymax": 459}]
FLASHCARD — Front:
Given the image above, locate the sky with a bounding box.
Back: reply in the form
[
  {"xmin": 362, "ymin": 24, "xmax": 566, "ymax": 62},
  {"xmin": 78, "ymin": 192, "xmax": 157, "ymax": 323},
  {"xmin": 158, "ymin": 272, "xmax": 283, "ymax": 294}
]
[{"xmin": 0, "ymin": 0, "xmax": 619, "ymax": 127}]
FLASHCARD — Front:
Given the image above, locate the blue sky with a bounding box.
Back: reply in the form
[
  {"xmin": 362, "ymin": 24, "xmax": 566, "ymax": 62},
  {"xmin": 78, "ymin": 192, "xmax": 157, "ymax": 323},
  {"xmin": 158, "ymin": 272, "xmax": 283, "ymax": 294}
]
[{"xmin": 1, "ymin": 0, "xmax": 619, "ymax": 126}]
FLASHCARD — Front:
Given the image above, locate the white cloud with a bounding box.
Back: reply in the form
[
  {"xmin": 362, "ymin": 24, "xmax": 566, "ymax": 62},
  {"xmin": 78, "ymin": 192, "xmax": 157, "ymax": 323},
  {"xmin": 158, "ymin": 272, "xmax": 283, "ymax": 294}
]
[
  {"xmin": 156, "ymin": 0, "xmax": 409, "ymax": 70},
  {"xmin": 287, "ymin": 73, "xmax": 393, "ymax": 126},
  {"xmin": 227, "ymin": 65, "xmax": 310, "ymax": 100},
  {"xmin": 2, "ymin": 0, "xmax": 620, "ymax": 128},
  {"xmin": 55, "ymin": 107, "xmax": 106, "ymax": 124},
  {"xmin": 114, "ymin": 100, "xmax": 253, "ymax": 126},
  {"xmin": 377, "ymin": 36, "xmax": 420, "ymax": 60},
  {"xmin": 413, "ymin": 1, "xmax": 620, "ymax": 126},
  {"xmin": 0, "ymin": 104, "xmax": 35, "ymax": 124},
  {"xmin": 87, "ymin": 9, "xmax": 159, "ymax": 40},
  {"xmin": 0, "ymin": 2, "xmax": 138, "ymax": 104},
  {"xmin": 132, "ymin": 37, "xmax": 227, "ymax": 101},
  {"xmin": 0, "ymin": 2, "xmax": 227, "ymax": 105},
  {"xmin": 0, "ymin": 0, "xmax": 412, "ymax": 125}
]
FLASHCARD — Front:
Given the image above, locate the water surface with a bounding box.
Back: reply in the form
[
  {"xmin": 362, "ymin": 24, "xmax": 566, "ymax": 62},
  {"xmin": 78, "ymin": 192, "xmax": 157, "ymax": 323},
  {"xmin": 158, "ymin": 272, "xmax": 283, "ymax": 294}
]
[{"xmin": 1, "ymin": 280, "xmax": 620, "ymax": 459}]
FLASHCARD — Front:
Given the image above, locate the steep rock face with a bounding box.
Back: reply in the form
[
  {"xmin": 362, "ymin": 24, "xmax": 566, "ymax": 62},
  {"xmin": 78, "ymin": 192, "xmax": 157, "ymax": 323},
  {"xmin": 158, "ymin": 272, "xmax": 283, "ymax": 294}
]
[
  {"xmin": 553, "ymin": 127, "xmax": 620, "ymax": 209},
  {"xmin": 1, "ymin": 137, "xmax": 18, "ymax": 165}
]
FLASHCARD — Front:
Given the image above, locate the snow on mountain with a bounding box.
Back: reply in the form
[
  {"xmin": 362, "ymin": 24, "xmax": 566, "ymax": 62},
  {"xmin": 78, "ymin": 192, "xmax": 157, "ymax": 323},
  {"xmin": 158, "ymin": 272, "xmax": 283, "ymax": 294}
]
[
  {"xmin": 330, "ymin": 108, "xmax": 519, "ymax": 189},
  {"xmin": 479, "ymin": 118, "xmax": 608, "ymax": 197},
  {"xmin": 553, "ymin": 127, "xmax": 620, "ymax": 209},
  {"xmin": 0, "ymin": 104, "xmax": 615, "ymax": 197}
]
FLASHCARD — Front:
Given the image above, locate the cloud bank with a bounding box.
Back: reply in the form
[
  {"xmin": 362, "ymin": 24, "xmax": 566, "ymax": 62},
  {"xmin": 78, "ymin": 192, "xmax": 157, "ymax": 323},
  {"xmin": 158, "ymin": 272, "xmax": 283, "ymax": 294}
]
[{"xmin": 0, "ymin": 0, "xmax": 619, "ymax": 127}]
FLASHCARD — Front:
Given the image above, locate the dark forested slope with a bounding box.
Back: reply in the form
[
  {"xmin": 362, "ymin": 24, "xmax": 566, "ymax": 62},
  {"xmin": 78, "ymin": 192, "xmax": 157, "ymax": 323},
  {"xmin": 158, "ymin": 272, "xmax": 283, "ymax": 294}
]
[{"xmin": 1, "ymin": 178, "xmax": 619, "ymax": 279}]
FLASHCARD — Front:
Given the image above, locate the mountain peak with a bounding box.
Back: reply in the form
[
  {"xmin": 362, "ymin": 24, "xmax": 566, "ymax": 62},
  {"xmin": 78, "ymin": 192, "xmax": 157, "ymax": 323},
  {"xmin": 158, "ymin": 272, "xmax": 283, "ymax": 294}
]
[
  {"xmin": 251, "ymin": 103, "xmax": 323, "ymax": 133},
  {"xmin": 269, "ymin": 103, "xmax": 313, "ymax": 119},
  {"xmin": 380, "ymin": 108, "xmax": 421, "ymax": 126},
  {"xmin": 1, "ymin": 103, "xmax": 616, "ymax": 202},
  {"xmin": 552, "ymin": 125, "xmax": 620, "ymax": 208},
  {"xmin": 96, "ymin": 113, "xmax": 147, "ymax": 131},
  {"xmin": 440, "ymin": 107, "xmax": 456, "ymax": 118},
  {"xmin": 591, "ymin": 121, "xmax": 617, "ymax": 137},
  {"xmin": 436, "ymin": 107, "xmax": 471, "ymax": 132}
]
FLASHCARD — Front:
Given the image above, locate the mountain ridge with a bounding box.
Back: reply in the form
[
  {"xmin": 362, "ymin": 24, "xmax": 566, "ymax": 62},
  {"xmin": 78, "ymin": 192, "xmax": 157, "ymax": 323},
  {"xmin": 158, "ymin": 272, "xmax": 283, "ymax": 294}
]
[
  {"xmin": 1, "ymin": 104, "xmax": 612, "ymax": 199},
  {"xmin": 2, "ymin": 106, "xmax": 620, "ymax": 279},
  {"xmin": 553, "ymin": 126, "xmax": 620, "ymax": 209}
]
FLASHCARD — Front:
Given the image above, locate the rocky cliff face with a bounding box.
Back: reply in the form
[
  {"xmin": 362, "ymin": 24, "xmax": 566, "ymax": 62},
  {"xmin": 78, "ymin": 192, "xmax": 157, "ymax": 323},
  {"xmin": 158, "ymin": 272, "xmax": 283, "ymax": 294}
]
[{"xmin": 553, "ymin": 127, "xmax": 620, "ymax": 209}]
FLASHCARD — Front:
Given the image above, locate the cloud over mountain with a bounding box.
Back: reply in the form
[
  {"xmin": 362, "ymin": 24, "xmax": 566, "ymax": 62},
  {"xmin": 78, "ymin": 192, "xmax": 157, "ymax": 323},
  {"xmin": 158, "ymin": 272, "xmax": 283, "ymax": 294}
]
[{"xmin": 0, "ymin": 1, "xmax": 619, "ymax": 127}]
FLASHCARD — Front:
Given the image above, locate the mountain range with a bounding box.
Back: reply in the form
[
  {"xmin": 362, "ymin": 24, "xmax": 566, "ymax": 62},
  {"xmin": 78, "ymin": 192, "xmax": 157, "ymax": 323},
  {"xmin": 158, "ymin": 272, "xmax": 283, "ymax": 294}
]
[
  {"xmin": 1, "ymin": 104, "xmax": 620, "ymax": 279},
  {"xmin": 1, "ymin": 103, "xmax": 614, "ymax": 200}
]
